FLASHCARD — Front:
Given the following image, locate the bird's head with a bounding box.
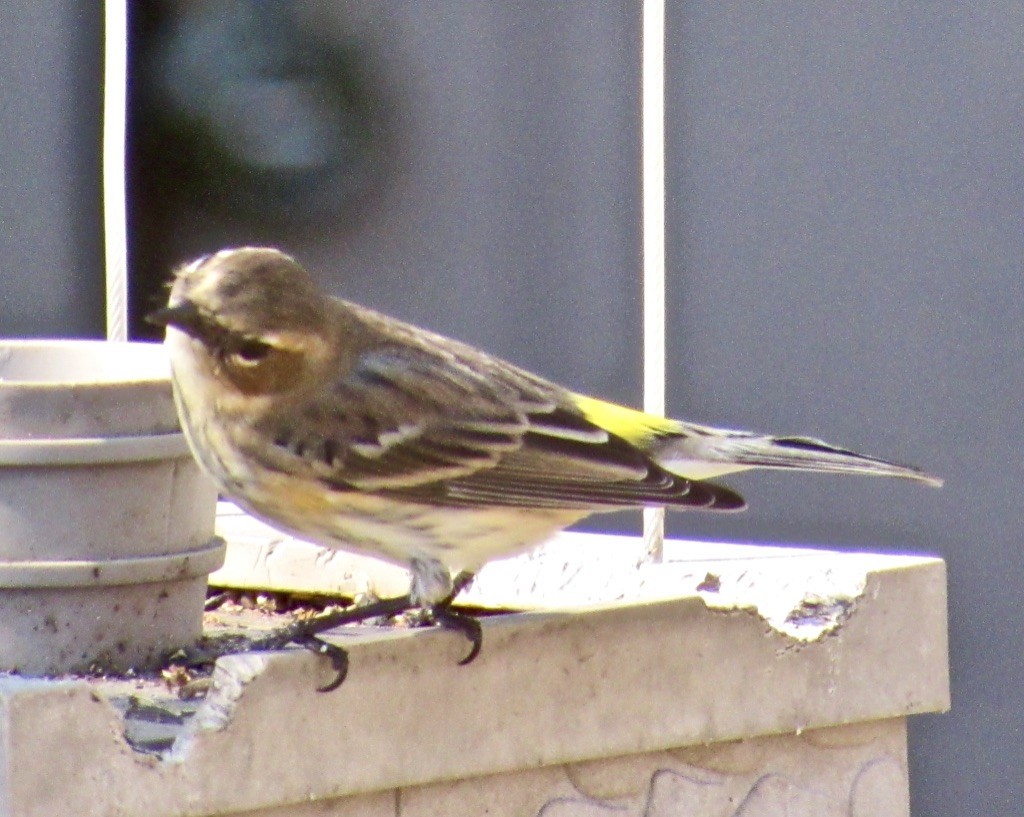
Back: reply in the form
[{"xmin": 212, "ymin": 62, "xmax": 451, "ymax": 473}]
[{"xmin": 148, "ymin": 247, "xmax": 334, "ymax": 396}]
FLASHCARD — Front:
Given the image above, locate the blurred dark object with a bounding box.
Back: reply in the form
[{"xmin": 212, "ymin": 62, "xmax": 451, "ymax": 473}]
[{"xmin": 128, "ymin": 1, "xmax": 395, "ymax": 338}]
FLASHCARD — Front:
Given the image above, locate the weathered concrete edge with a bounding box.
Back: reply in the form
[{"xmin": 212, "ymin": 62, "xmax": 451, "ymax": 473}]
[{"xmin": 0, "ymin": 556, "xmax": 947, "ymax": 817}]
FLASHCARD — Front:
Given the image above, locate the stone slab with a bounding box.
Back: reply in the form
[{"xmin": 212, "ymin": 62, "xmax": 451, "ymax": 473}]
[
  {"xmin": 237, "ymin": 718, "xmax": 910, "ymax": 817},
  {"xmin": 0, "ymin": 542, "xmax": 947, "ymax": 817}
]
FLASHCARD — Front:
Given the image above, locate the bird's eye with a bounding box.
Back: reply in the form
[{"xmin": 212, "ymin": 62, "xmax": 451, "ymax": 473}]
[
  {"xmin": 230, "ymin": 338, "xmax": 273, "ymax": 366},
  {"xmin": 217, "ymin": 335, "xmax": 303, "ymax": 395}
]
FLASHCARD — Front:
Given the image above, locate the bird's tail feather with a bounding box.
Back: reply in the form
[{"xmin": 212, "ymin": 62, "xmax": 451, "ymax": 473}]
[{"xmin": 654, "ymin": 427, "xmax": 944, "ymax": 488}]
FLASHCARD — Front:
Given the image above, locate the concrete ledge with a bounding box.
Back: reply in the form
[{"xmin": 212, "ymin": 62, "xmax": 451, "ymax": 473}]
[
  {"xmin": 0, "ymin": 529, "xmax": 947, "ymax": 817},
  {"xmin": 209, "ymin": 502, "xmax": 410, "ymax": 600},
  {"xmin": 239, "ymin": 718, "xmax": 912, "ymax": 817}
]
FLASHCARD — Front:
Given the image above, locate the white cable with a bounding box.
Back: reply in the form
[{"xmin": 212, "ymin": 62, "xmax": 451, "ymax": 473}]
[
  {"xmin": 103, "ymin": 0, "xmax": 129, "ymax": 342},
  {"xmin": 642, "ymin": 0, "xmax": 666, "ymax": 562}
]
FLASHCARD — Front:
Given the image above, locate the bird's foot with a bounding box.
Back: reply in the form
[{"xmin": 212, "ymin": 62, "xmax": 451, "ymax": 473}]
[
  {"xmin": 290, "ymin": 633, "xmax": 350, "ymax": 693},
  {"xmin": 429, "ymin": 606, "xmax": 483, "ymax": 665},
  {"xmin": 289, "ymin": 570, "xmax": 481, "ymax": 689},
  {"xmin": 250, "ymin": 593, "xmax": 415, "ymax": 691},
  {"xmin": 168, "ymin": 571, "xmax": 481, "ymax": 692},
  {"xmin": 418, "ymin": 569, "xmax": 481, "ymax": 664}
]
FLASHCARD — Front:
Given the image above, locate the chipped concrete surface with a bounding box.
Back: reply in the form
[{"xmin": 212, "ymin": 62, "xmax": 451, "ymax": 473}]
[
  {"xmin": 171, "ymin": 652, "xmax": 270, "ymax": 742},
  {"xmin": 213, "ymin": 501, "xmax": 928, "ymax": 645},
  {"xmin": 462, "ymin": 533, "xmax": 912, "ymax": 644},
  {"xmin": 0, "ymin": 506, "xmax": 943, "ymax": 816}
]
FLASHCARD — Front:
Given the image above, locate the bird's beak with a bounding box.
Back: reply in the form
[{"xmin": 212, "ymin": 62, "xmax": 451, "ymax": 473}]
[{"xmin": 146, "ymin": 300, "xmax": 204, "ymax": 336}]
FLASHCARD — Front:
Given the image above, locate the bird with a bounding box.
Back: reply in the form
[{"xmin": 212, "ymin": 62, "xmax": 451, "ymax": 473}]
[{"xmin": 149, "ymin": 246, "xmax": 941, "ymax": 689}]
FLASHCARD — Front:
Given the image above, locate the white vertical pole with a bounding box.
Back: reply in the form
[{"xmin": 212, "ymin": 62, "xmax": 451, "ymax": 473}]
[
  {"xmin": 103, "ymin": 0, "xmax": 129, "ymax": 342},
  {"xmin": 642, "ymin": 0, "xmax": 666, "ymax": 562}
]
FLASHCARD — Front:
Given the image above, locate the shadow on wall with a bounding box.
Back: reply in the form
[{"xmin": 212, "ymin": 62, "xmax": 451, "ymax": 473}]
[{"xmin": 128, "ymin": 1, "xmax": 400, "ymax": 337}]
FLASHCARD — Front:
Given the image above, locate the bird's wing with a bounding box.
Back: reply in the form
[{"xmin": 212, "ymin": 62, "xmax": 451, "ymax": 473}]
[
  {"xmin": 420, "ymin": 419, "xmax": 745, "ymax": 511},
  {"xmin": 247, "ymin": 346, "xmax": 745, "ymax": 512}
]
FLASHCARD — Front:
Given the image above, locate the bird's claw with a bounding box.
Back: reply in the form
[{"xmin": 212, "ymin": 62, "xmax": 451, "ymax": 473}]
[
  {"xmin": 292, "ymin": 633, "xmax": 350, "ymax": 693},
  {"xmin": 431, "ymin": 607, "xmax": 483, "ymax": 665},
  {"xmin": 177, "ymin": 578, "xmax": 483, "ymax": 693},
  {"xmin": 287, "ymin": 602, "xmax": 481, "ymax": 691}
]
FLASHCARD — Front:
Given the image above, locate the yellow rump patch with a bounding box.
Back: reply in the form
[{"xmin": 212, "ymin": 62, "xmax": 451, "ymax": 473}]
[{"xmin": 571, "ymin": 394, "xmax": 678, "ymax": 445}]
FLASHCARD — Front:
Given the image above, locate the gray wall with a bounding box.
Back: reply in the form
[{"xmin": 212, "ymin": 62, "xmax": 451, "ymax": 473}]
[
  {"xmin": 664, "ymin": 6, "xmax": 1021, "ymax": 814},
  {"xmin": 311, "ymin": 2, "xmax": 644, "ymax": 404},
  {"xmin": 7, "ymin": 2, "xmax": 1022, "ymax": 814},
  {"xmin": 0, "ymin": 2, "xmax": 105, "ymax": 337}
]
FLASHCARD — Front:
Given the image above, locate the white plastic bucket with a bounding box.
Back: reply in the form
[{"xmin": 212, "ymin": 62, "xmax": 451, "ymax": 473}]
[{"xmin": 0, "ymin": 341, "xmax": 222, "ymax": 674}]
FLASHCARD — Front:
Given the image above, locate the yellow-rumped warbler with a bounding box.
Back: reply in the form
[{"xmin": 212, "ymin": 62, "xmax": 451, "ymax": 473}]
[{"xmin": 149, "ymin": 247, "xmax": 940, "ymax": 687}]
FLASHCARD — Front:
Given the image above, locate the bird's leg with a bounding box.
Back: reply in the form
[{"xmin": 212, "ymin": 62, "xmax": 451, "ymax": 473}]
[
  {"xmin": 405, "ymin": 562, "xmax": 482, "ymax": 663},
  {"xmin": 166, "ymin": 592, "xmax": 418, "ymax": 692},
  {"xmin": 175, "ymin": 569, "xmax": 481, "ymax": 693},
  {"xmin": 249, "ymin": 592, "xmax": 417, "ymax": 692},
  {"xmin": 291, "ymin": 568, "xmax": 479, "ymax": 690},
  {"xmin": 449, "ymin": 569, "xmax": 477, "ymax": 597},
  {"xmin": 425, "ymin": 570, "xmax": 481, "ymax": 665}
]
